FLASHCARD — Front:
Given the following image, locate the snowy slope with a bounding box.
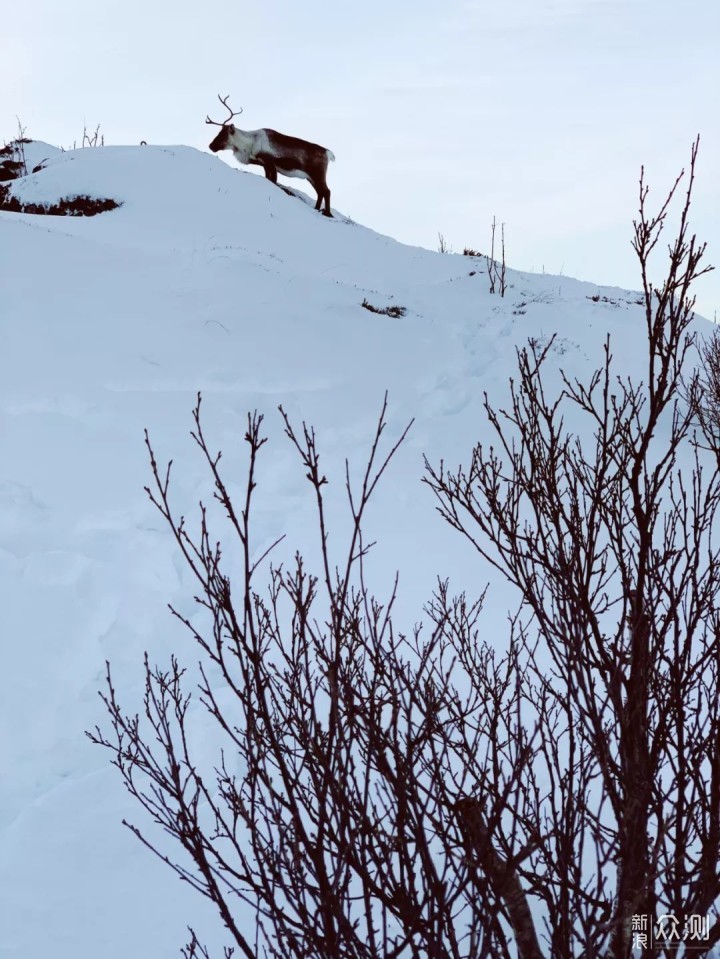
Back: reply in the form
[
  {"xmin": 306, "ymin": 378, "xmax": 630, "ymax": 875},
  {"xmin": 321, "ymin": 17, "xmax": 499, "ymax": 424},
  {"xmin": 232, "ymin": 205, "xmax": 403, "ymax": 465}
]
[{"xmin": 0, "ymin": 142, "xmax": 706, "ymax": 958}]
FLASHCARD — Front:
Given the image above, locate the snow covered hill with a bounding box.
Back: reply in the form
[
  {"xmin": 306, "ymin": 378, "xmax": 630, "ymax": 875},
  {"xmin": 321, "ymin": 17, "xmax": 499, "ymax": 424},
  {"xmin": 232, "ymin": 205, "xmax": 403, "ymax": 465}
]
[{"xmin": 0, "ymin": 141, "xmax": 708, "ymax": 958}]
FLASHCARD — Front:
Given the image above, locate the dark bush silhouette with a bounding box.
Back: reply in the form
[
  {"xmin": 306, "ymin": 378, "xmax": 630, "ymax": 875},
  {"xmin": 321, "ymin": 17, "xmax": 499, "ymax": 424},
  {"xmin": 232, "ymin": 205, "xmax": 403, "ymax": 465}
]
[
  {"xmin": 424, "ymin": 135, "xmax": 718, "ymax": 957},
  {"xmin": 0, "ymin": 138, "xmax": 30, "ymax": 180},
  {"xmin": 0, "ymin": 184, "xmax": 119, "ymax": 216},
  {"xmin": 685, "ymin": 326, "xmax": 720, "ymax": 462},
  {"xmin": 90, "ymin": 138, "xmax": 719, "ymax": 958}
]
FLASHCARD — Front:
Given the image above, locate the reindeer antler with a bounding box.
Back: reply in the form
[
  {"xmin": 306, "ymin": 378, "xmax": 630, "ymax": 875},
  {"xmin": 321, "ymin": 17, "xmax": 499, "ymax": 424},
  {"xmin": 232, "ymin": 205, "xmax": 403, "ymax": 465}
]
[{"xmin": 205, "ymin": 94, "xmax": 243, "ymax": 127}]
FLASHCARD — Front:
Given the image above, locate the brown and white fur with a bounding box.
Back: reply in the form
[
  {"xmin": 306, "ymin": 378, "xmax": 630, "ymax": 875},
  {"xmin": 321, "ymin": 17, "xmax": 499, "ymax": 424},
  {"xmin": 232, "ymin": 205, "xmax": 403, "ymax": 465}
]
[{"xmin": 208, "ymin": 123, "xmax": 335, "ymax": 217}]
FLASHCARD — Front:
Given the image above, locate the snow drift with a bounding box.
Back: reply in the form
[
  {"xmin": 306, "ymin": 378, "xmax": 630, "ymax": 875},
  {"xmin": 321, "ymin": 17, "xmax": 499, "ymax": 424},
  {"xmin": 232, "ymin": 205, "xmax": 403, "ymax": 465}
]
[{"xmin": 0, "ymin": 139, "xmax": 708, "ymax": 958}]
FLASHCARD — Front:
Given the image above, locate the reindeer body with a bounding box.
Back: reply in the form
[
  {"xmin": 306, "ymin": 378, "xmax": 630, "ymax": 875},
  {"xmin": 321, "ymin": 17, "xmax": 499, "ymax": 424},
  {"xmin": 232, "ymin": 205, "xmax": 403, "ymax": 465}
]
[{"xmin": 209, "ymin": 123, "xmax": 335, "ymax": 217}]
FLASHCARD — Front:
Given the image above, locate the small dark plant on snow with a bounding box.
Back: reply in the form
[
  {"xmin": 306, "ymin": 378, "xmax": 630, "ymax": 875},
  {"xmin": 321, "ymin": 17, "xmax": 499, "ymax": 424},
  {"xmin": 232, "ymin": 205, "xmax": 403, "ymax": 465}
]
[{"xmin": 361, "ymin": 298, "xmax": 407, "ymax": 318}]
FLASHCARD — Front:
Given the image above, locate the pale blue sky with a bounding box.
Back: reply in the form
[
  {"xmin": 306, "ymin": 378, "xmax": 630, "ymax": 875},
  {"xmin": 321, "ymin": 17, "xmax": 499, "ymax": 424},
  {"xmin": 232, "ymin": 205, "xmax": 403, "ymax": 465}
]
[{"xmin": 3, "ymin": 0, "xmax": 718, "ymax": 319}]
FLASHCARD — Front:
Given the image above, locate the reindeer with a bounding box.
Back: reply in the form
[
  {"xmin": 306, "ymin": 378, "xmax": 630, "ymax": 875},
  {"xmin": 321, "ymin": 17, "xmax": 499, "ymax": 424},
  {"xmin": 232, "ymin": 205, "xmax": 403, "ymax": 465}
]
[{"xmin": 206, "ymin": 95, "xmax": 335, "ymax": 217}]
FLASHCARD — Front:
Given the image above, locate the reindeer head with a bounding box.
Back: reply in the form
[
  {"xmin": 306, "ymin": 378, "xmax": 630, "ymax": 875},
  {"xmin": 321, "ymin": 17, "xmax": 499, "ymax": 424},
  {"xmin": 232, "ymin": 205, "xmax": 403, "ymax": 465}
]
[{"xmin": 206, "ymin": 94, "xmax": 243, "ymax": 152}]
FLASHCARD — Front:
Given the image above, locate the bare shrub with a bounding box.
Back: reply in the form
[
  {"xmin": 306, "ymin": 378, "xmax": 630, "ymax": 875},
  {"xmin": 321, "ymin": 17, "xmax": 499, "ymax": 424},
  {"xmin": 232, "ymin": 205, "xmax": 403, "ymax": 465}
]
[
  {"xmin": 61, "ymin": 122, "xmax": 105, "ymax": 152},
  {"xmin": 82, "ymin": 122, "xmax": 104, "ymax": 148},
  {"xmin": 425, "ymin": 136, "xmax": 718, "ymax": 955},
  {"xmin": 90, "ymin": 139, "xmax": 719, "ymax": 958},
  {"xmin": 686, "ymin": 327, "xmax": 720, "ymax": 455},
  {"xmin": 486, "ymin": 216, "xmax": 506, "ymax": 296},
  {"xmin": 15, "ymin": 117, "xmax": 28, "ymax": 176}
]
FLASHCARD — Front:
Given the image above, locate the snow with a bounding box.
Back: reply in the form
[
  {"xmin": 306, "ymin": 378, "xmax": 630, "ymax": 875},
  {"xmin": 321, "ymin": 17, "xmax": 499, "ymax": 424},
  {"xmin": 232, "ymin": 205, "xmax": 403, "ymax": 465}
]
[{"xmin": 0, "ymin": 141, "xmax": 711, "ymax": 957}]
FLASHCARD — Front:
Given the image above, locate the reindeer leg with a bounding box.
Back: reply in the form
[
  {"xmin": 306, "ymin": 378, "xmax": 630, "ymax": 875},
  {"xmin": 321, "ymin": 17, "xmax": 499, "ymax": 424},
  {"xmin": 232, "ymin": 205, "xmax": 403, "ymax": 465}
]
[
  {"xmin": 322, "ymin": 187, "xmax": 333, "ymax": 217},
  {"xmin": 311, "ymin": 178, "xmax": 333, "ymax": 217},
  {"xmin": 261, "ymin": 157, "xmax": 278, "ymax": 183}
]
